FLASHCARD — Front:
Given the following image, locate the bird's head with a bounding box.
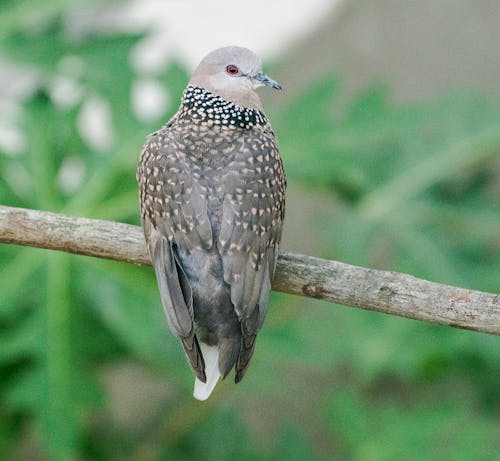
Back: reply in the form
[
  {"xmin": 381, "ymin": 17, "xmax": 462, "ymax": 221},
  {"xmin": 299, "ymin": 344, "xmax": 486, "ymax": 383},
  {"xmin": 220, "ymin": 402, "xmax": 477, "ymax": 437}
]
[{"xmin": 189, "ymin": 46, "xmax": 282, "ymax": 111}]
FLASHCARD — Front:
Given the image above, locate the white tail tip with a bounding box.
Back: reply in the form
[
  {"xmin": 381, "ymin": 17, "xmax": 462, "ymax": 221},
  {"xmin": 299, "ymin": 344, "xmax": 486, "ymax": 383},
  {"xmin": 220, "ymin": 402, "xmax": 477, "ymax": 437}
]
[{"xmin": 193, "ymin": 343, "xmax": 221, "ymax": 401}]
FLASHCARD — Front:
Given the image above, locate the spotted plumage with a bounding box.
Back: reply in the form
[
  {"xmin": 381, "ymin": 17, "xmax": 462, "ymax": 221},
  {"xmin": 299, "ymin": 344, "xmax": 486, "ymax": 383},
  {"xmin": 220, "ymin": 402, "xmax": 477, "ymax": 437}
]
[
  {"xmin": 137, "ymin": 46, "xmax": 285, "ymax": 400},
  {"xmin": 181, "ymin": 86, "xmax": 268, "ymax": 128}
]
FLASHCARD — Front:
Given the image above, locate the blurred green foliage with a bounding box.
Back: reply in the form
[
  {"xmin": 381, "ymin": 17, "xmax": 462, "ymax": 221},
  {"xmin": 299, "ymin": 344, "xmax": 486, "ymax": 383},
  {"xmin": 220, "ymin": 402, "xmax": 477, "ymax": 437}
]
[{"xmin": 0, "ymin": 3, "xmax": 499, "ymax": 461}]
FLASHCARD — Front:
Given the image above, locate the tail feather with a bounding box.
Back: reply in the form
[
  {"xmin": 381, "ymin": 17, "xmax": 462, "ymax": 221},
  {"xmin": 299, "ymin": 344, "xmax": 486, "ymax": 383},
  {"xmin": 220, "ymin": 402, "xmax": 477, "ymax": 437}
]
[
  {"xmin": 218, "ymin": 335, "xmax": 241, "ymax": 379},
  {"xmin": 181, "ymin": 334, "xmax": 206, "ymax": 382},
  {"xmin": 235, "ymin": 333, "xmax": 256, "ymax": 383},
  {"xmin": 193, "ymin": 343, "xmax": 221, "ymax": 401}
]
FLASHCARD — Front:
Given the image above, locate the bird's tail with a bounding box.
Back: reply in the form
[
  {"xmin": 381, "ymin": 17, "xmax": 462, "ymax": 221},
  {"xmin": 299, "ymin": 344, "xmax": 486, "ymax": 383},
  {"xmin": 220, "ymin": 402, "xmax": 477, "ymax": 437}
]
[{"xmin": 193, "ymin": 343, "xmax": 221, "ymax": 401}]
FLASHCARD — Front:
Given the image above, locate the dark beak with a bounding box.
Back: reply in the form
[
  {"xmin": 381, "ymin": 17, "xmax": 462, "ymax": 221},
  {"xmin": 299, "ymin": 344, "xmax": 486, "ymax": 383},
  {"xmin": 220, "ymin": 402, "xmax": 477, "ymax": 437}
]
[{"xmin": 253, "ymin": 72, "xmax": 283, "ymax": 91}]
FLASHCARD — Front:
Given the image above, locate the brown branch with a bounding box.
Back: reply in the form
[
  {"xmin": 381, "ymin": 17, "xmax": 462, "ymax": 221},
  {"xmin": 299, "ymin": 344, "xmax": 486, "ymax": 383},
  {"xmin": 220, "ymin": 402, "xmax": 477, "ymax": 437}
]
[{"xmin": 1, "ymin": 205, "xmax": 499, "ymax": 335}]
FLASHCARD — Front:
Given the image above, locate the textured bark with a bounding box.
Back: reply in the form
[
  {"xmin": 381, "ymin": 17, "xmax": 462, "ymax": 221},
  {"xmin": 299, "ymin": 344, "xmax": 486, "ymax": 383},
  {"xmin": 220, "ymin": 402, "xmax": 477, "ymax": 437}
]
[{"xmin": 1, "ymin": 205, "xmax": 499, "ymax": 335}]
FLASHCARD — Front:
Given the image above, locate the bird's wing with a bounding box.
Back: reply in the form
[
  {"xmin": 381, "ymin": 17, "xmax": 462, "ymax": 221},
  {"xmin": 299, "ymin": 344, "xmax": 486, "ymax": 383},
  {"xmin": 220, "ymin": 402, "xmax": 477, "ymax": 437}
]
[
  {"xmin": 218, "ymin": 128, "xmax": 286, "ymax": 381},
  {"xmin": 138, "ymin": 128, "xmax": 213, "ymax": 382}
]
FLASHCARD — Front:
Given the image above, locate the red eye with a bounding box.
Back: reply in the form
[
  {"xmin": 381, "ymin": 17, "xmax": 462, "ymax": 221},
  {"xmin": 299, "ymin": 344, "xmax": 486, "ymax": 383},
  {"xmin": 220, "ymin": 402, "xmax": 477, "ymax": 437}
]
[{"xmin": 225, "ymin": 64, "xmax": 239, "ymax": 75}]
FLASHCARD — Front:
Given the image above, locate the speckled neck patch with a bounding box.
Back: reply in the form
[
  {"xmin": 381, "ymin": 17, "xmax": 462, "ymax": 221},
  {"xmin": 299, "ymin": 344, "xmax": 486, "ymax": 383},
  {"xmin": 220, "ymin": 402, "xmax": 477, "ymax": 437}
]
[{"xmin": 180, "ymin": 85, "xmax": 268, "ymax": 129}]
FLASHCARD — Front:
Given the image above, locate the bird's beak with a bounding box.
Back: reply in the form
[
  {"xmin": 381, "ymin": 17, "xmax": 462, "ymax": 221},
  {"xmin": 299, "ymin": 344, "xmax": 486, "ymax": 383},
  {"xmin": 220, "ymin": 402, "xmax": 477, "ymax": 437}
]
[{"xmin": 253, "ymin": 72, "xmax": 283, "ymax": 91}]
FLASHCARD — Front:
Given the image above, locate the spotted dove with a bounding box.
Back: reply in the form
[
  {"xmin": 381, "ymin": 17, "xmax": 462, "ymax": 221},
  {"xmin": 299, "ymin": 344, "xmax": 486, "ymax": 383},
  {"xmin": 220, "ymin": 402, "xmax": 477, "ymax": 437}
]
[{"xmin": 137, "ymin": 46, "xmax": 286, "ymax": 400}]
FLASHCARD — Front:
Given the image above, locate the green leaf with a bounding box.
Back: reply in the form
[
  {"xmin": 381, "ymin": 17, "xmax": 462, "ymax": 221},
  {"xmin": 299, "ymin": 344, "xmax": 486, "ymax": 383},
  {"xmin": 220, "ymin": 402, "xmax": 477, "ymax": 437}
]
[{"xmin": 39, "ymin": 251, "xmax": 79, "ymax": 460}]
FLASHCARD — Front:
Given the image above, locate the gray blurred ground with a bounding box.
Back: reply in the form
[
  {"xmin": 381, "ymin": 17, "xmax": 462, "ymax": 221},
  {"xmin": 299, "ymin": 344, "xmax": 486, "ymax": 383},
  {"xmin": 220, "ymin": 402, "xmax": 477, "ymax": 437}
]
[
  {"xmin": 277, "ymin": 0, "xmax": 500, "ymax": 104},
  {"xmin": 275, "ymin": 0, "xmax": 500, "ymax": 257}
]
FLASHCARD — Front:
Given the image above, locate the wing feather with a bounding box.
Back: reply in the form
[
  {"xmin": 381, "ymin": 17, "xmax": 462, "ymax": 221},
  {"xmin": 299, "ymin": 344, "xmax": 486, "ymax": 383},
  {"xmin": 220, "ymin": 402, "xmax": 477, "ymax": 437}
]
[
  {"xmin": 218, "ymin": 129, "xmax": 286, "ymax": 380},
  {"xmin": 146, "ymin": 223, "xmax": 206, "ymax": 381},
  {"xmin": 138, "ymin": 128, "xmax": 215, "ymax": 382}
]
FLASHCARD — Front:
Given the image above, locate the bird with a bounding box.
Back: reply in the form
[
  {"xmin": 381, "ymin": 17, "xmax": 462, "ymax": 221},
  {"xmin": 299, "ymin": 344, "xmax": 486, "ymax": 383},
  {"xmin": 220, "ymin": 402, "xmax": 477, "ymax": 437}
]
[{"xmin": 137, "ymin": 46, "xmax": 286, "ymax": 400}]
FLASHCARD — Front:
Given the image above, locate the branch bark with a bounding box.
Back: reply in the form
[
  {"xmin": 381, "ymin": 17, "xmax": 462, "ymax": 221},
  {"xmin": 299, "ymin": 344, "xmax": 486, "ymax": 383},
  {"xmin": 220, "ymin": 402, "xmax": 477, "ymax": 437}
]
[{"xmin": 1, "ymin": 205, "xmax": 499, "ymax": 335}]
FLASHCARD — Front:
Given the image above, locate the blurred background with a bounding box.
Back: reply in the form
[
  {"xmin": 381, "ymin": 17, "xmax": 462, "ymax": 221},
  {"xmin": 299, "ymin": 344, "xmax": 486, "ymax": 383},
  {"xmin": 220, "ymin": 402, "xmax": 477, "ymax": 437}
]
[{"xmin": 1, "ymin": 0, "xmax": 499, "ymax": 460}]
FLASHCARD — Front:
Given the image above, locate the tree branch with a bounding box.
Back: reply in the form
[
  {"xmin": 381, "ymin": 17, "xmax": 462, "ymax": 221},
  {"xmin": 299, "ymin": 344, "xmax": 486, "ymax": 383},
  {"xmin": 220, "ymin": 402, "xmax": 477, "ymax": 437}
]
[{"xmin": 1, "ymin": 205, "xmax": 499, "ymax": 335}]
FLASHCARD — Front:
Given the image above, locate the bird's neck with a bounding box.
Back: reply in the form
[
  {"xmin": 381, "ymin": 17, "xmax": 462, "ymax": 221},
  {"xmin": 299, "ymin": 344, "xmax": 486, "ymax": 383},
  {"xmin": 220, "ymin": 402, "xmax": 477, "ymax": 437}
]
[{"xmin": 179, "ymin": 86, "xmax": 268, "ymax": 129}]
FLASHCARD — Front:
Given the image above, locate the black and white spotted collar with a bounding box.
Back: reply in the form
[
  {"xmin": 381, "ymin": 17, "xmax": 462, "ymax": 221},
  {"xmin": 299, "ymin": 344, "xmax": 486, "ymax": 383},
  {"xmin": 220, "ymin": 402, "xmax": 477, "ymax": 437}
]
[{"xmin": 179, "ymin": 85, "xmax": 268, "ymax": 129}]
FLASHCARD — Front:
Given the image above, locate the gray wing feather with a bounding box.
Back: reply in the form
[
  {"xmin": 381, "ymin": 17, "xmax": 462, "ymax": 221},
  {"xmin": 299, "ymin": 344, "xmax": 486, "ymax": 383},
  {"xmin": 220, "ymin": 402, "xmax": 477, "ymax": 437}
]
[
  {"xmin": 138, "ymin": 130, "xmax": 215, "ymax": 382},
  {"xmin": 218, "ymin": 130, "xmax": 286, "ymax": 380},
  {"xmin": 139, "ymin": 130, "xmax": 213, "ymax": 251},
  {"xmin": 146, "ymin": 223, "xmax": 206, "ymax": 382},
  {"xmin": 235, "ymin": 259, "xmax": 271, "ymax": 382}
]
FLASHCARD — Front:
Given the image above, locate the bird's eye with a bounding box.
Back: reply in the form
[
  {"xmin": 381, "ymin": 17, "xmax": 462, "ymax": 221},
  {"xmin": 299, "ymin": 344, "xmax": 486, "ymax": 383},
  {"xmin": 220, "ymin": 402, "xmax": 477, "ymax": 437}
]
[{"xmin": 225, "ymin": 64, "xmax": 240, "ymax": 76}]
